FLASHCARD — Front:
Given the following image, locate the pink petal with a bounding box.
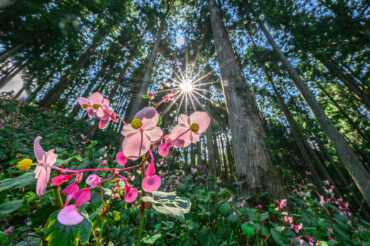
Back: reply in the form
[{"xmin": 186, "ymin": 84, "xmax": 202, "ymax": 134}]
[
  {"xmin": 191, "ymin": 132, "xmax": 200, "ymax": 144},
  {"xmin": 35, "ymin": 167, "xmax": 48, "ymax": 196},
  {"xmin": 169, "ymin": 125, "xmax": 191, "ymax": 148},
  {"xmin": 144, "ymin": 126, "xmax": 163, "ymax": 141},
  {"xmin": 52, "ymin": 175, "xmax": 74, "ymax": 186},
  {"xmin": 73, "ymin": 188, "xmax": 91, "ymax": 206},
  {"xmin": 62, "ymin": 182, "xmax": 79, "ymax": 194},
  {"xmin": 77, "ymin": 97, "xmax": 89, "ymax": 109},
  {"xmin": 145, "ymin": 150, "xmax": 156, "ymax": 177},
  {"xmin": 34, "ymin": 136, "xmax": 45, "ymax": 163},
  {"xmin": 99, "ymin": 119, "xmax": 109, "ymax": 129},
  {"xmin": 158, "ymin": 142, "xmax": 171, "ymax": 156},
  {"xmin": 76, "ymin": 172, "xmax": 83, "ymax": 183},
  {"xmin": 124, "ymin": 188, "xmax": 138, "ymax": 203},
  {"xmin": 57, "ymin": 205, "xmax": 84, "ymax": 226},
  {"xmin": 86, "ymin": 174, "xmax": 100, "ymax": 186},
  {"xmin": 124, "ymin": 183, "xmax": 131, "ymax": 194},
  {"xmin": 121, "ymin": 124, "xmax": 138, "ymax": 137},
  {"xmin": 178, "ymin": 114, "xmax": 190, "ymax": 126},
  {"xmin": 89, "ymin": 92, "xmax": 104, "ymax": 105},
  {"xmin": 45, "ymin": 150, "xmax": 57, "ymax": 167},
  {"xmin": 189, "ymin": 111, "xmax": 210, "ymax": 133},
  {"xmin": 122, "ymin": 132, "xmax": 151, "ymax": 160},
  {"xmin": 116, "ymin": 152, "xmax": 127, "ymax": 165},
  {"xmin": 87, "ymin": 108, "xmax": 96, "ymax": 118},
  {"xmin": 142, "ymin": 175, "xmax": 161, "ymax": 192},
  {"xmin": 133, "ymin": 107, "xmax": 159, "ymax": 130}
]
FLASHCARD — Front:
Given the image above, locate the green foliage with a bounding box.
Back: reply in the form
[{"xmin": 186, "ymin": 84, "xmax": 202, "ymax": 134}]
[{"xmin": 142, "ymin": 191, "xmax": 191, "ymax": 219}]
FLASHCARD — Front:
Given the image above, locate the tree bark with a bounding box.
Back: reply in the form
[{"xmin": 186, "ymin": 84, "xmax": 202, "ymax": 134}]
[
  {"xmin": 258, "ymin": 20, "xmax": 370, "ymax": 206},
  {"xmin": 26, "ymin": 69, "xmax": 56, "ymax": 104},
  {"xmin": 209, "ymin": 0, "xmax": 284, "ymax": 198},
  {"xmin": 0, "ymin": 39, "xmax": 33, "ymax": 63},
  {"xmin": 126, "ymin": 24, "xmax": 164, "ymax": 120},
  {"xmin": 39, "ymin": 32, "xmax": 106, "ymax": 107},
  {"xmin": 311, "ymin": 50, "xmax": 370, "ymax": 110}
]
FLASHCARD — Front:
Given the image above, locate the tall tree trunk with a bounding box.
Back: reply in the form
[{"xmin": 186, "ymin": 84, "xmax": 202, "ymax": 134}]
[
  {"xmin": 315, "ymin": 81, "xmax": 369, "ymax": 143},
  {"xmin": 14, "ymin": 86, "xmax": 25, "ymax": 99},
  {"xmin": 39, "ymin": 32, "xmax": 106, "ymax": 107},
  {"xmin": 206, "ymin": 124, "xmax": 217, "ymax": 176},
  {"xmin": 258, "ymin": 20, "xmax": 370, "ymax": 206},
  {"xmin": 262, "ymin": 68, "xmax": 323, "ymax": 187},
  {"xmin": 126, "ymin": 24, "xmax": 164, "ymax": 119},
  {"xmin": 26, "ymin": 69, "xmax": 56, "ymax": 104},
  {"xmin": 311, "ymin": 50, "xmax": 370, "ymax": 110},
  {"xmin": 209, "ymin": 0, "xmax": 284, "ymax": 198}
]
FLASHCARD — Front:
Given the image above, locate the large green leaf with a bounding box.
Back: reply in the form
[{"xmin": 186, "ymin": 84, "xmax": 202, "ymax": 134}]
[
  {"xmin": 44, "ymin": 209, "xmax": 93, "ymax": 246},
  {"xmin": 0, "ymin": 172, "xmax": 35, "ymax": 192},
  {"xmin": 0, "ymin": 199, "xmax": 24, "ymax": 216},
  {"xmin": 142, "ymin": 233, "xmax": 161, "ymax": 244},
  {"xmin": 142, "ymin": 191, "xmax": 191, "ymax": 219}
]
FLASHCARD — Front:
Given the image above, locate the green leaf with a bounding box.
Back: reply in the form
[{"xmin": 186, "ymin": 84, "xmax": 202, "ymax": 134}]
[
  {"xmin": 157, "ymin": 115, "xmax": 162, "ymax": 126},
  {"xmin": 219, "ymin": 202, "xmax": 232, "ymax": 216},
  {"xmin": 226, "ymin": 213, "xmax": 239, "ymax": 224},
  {"xmin": 142, "ymin": 233, "xmax": 161, "ymax": 244},
  {"xmin": 89, "ymin": 204, "xmax": 103, "ymax": 220},
  {"xmin": 142, "ymin": 95, "xmax": 150, "ymax": 99},
  {"xmin": 142, "ymin": 191, "xmax": 191, "ymax": 219},
  {"xmin": 0, "ymin": 172, "xmax": 35, "ymax": 192},
  {"xmin": 78, "ymin": 211, "xmax": 93, "ymax": 244},
  {"xmin": 0, "ymin": 200, "xmax": 24, "ymax": 216},
  {"xmin": 241, "ymin": 223, "xmax": 255, "ymax": 239},
  {"xmin": 259, "ymin": 212, "xmax": 269, "ymax": 222},
  {"xmin": 113, "ymin": 210, "xmax": 120, "ymax": 221},
  {"xmin": 270, "ymin": 228, "xmax": 285, "ymax": 246},
  {"xmin": 44, "ymin": 209, "xmax": 92, "ymax": 246}
]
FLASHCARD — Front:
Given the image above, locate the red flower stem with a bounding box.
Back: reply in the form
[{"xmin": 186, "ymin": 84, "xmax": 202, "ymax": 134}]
[
  {"xmin": 51, "ymin": 164, "xmax": 141, "ymax": 173},
  {"xmin": 115, "ymin": 114, "xmax": 126, "ymax": 125},
  {"xmin": 154, "ymin": 100, "xmax": 164, "ymax": 109}
]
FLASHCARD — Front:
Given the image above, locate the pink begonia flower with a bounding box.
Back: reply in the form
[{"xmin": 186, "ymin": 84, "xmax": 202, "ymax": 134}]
[
  {"xmin": 116, "ymin": 152, "xmax": 127, "ymax": 165},
  {"xmin": 191, "ymin": 167, "xmax": 197, "ymax": 174},
  {"xmin": 73, "ymin": 188, "xmax": 91, "ymax": 206},
  {"xmin": 86, "ymin": 174, "xmax": 101, "ymax": 186},
  {"xmin": 34, "ymin": 136, "xmax": 58, "ymax": 196},
  {"xmin": 76, "ymin": 172, "xmax": 83, "ymax": 183},
  {"xmin": 101, "ymin": 159, "xmax": 108, "ymax": 165},
  {"xmin": 62, "ymin": 182, "xmax": 79, "ymax": 195},
  {"xmin": 277, "ymin": 199, "xmax": 287, "ymax": 209},
  {"xmin": 57, "ymin": 205, "xmax": 84, "ymax": 226},
  {"xmin": 142, "ymin": 150, "xmax": 161, "ymax": 192},
  {"xmin": 323, "ymin": 180, "xmax": 329, "ymax": 186},
  {"xmin": 77, "ymin": 92, "xmax": 108, "ymax": 119},
  {"xmin": 148, "ymin": 91, "xmax": 154, "ymax": 97},
  {"xmin": 123, "ymin": 183, "xmax": 138, "ymax": 203},
  {"xmin": 158, "ymin": 141, "xmax": 171, "ymax": 156},
  {"xmin": 169, "ymin": 112, "xmax": 210, "ymax": 148},
  {"xmin": 52, "ymin": 174, "xmax": 75, "ymax": 186},
  {"xmin": 284, "ymin": 216, "xmax": 293, "ymax": 224},
  {"xmin": 98, "ymin": 106, "xmax": 117, "ymax": 129},
  {"xmin": 121, "ymin": 107, "xmax": 163, "ymax": 160},
  {"xmin": 4, "ymin": 226, "xmax": 14, "ymax": 234}
]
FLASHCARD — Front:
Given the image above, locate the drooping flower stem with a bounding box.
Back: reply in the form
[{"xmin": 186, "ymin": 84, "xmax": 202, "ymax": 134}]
[
  {"xmin": 53, "ymin": 186, "xmax": 64, "ymax": 209},
  {"xmin": 136, "ymin": 159, "xmax": 147, "ymax": 246},
  {"xmin": 51, "ymin": 164, "xmax": 141, "ymax": 173}
]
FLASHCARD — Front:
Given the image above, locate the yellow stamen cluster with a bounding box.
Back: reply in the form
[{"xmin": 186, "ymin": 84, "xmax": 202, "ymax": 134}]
[
  {"xmin": 82, "ymin": 104, "xmax": 88, "ymax": 109},
  {"xmin": 17, "ymin": 159, "xmax": 33, "ymax": 171},
  {"xmin": 190, "ymin": 123, "xmax": 199, "ymax": 133},
  {"xmin": 131, "ymin": 119, "xmax": 143, "ymax": 129},
  {"xmin": 92, "ymin": 104, "xmax": 100, "ymax": 110}
]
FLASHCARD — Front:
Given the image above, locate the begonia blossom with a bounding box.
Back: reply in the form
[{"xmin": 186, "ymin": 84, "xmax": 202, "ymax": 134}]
[
  {"xmin": 121, "ymin": 107, "xmax": 163, "ymax": 160},
  {"xmin": 34, "ymin": 136, "xmax": 58, "ymax": 196},
  {"xmin": 169, "ymin": 111, "xmax": 210, "ymax": 148}
]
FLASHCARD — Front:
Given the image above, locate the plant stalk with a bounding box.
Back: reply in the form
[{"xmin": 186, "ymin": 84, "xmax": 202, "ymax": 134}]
[{"xmin": 53, "ymin": 186, "xmax": 64, "ymax": 209}]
